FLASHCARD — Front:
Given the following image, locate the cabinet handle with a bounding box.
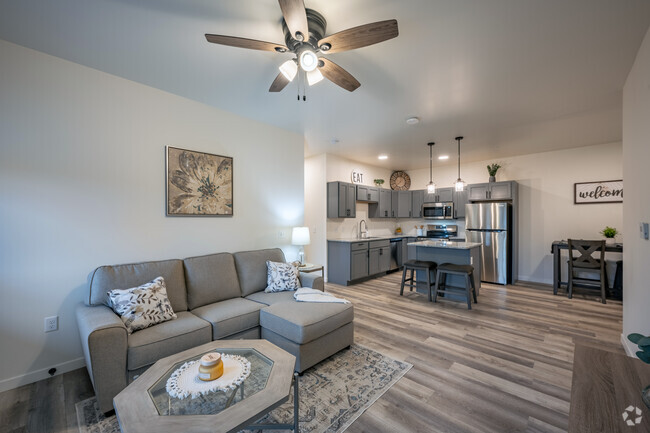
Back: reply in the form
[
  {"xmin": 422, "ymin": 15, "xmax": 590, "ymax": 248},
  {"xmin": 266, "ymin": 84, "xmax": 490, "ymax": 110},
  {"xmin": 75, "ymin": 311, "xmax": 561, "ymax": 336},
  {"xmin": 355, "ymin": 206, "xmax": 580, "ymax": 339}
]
[
  {"xmin": 485, "ymin": 191, "xmax": 488, "ymax": 199},
  {"xmin": 379, "ymin": 248, "xmax": 383, "ymax": 255}
]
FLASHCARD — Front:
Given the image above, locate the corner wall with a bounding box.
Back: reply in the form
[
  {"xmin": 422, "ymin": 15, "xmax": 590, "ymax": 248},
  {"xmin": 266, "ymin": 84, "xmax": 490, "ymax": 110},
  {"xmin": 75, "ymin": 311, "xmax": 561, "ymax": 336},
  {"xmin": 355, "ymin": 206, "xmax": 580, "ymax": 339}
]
[
  {"xmin": 622, "ymin": 26, "xmax": 650, "ymax": 343},
  {"xmin": 0, "ymin": 40, "xmax": 304, "ymax": 391}
]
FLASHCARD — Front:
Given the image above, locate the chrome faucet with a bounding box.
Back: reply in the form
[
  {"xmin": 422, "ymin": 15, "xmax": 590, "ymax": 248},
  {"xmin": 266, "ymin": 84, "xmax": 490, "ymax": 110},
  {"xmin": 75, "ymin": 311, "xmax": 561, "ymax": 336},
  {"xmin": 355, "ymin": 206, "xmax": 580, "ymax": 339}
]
[{"xmin": 359, "ymin": 219, "xmax": 368, "ymax": 239}]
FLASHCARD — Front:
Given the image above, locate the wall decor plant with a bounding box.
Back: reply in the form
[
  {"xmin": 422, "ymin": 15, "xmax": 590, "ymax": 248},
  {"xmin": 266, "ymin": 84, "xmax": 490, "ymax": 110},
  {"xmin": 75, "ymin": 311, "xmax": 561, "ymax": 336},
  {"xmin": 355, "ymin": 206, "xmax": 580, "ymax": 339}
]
[
  {"xmin": 374, "ymin": 179, "xmax": 385, "ymax": 187},
  {"xmin": 166, "ymin": 146, "xmax": 233, "ymax": 216},
  {"xmin": 487, "ymin": 163, "xmax": 501, "ymax": 182}
]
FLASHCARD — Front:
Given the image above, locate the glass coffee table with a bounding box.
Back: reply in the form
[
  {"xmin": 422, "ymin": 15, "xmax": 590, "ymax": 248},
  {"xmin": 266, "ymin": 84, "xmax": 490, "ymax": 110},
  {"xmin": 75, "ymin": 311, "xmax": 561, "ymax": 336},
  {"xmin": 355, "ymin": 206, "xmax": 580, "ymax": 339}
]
[{"xmin": 113, "ymin": 339, "xmax": 298, "ymax": 433}]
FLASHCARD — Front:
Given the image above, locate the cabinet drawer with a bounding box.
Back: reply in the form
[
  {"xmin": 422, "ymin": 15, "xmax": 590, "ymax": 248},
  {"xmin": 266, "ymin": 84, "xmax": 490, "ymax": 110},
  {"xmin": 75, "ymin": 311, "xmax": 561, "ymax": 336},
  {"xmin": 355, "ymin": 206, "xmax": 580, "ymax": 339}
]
[
  {"xmin": 350, "ymin": 241, "xmax": 368, "ymax": 251},
  {"xmin": 369, "ymin": 239, "xmax": 390, "ymax": 248}
]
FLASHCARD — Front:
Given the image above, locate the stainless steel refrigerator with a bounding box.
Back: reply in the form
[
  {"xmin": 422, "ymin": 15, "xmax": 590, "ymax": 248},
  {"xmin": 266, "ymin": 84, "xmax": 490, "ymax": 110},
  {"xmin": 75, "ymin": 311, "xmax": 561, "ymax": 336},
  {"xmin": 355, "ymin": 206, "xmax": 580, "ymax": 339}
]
[{"xmin": 465, "ymin": 202, "xmax": 511, "ymax": 285}]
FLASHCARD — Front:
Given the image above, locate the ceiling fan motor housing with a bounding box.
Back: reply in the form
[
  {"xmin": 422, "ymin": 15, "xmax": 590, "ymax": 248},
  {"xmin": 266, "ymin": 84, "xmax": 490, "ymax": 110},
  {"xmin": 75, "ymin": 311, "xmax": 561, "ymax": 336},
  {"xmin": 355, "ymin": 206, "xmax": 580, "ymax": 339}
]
[{"xmin": 282, "ymin": 9, "xmax": 327, "ymax": 52}]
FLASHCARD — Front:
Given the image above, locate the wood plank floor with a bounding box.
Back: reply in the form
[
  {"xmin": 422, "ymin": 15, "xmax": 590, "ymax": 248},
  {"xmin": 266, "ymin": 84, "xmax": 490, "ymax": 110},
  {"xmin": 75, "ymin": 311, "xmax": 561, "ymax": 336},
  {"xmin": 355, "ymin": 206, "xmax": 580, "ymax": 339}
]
[{"xmin": 0, "ymin": 273, "xmax": 623, "ymax": 433}]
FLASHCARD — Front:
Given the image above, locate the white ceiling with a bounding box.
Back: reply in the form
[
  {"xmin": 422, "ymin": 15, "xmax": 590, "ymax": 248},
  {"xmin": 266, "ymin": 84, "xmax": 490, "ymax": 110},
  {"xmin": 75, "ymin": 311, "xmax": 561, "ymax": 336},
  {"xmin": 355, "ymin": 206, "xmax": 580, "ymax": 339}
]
[{"xmin": 1, "ymin": 0, "xmax": 649, "ymax": 170}]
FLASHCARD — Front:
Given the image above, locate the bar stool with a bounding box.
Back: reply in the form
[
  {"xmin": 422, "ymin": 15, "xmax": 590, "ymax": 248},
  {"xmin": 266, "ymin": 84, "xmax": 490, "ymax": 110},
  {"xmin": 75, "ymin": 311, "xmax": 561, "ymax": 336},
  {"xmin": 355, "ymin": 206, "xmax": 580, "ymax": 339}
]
[
  {"xmin": 400, "ymin": 260, "xmax": 437, "ymax": 301},
  {"xmin": 433, "ymin": 263, "xmax": 477, "ymax": 309}
]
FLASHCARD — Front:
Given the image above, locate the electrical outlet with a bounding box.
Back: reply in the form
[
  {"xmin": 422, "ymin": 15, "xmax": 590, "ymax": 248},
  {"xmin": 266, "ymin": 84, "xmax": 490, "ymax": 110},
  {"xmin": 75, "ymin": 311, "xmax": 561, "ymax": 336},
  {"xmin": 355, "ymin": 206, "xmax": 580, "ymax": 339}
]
[
  {"xmin": 278, "ymin": 230, "xmax": 286, "ymax": 239},
  {"xmin": 44, "ymin": 316, "xmax": 58, "ymax": 333}
]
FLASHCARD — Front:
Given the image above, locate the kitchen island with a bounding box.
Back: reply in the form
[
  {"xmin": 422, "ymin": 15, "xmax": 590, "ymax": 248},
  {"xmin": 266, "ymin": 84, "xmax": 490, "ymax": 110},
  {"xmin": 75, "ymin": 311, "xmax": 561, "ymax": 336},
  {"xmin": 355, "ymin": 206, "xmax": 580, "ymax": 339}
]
[{"xmin": 407, "ymin": 240, "xmax": 482, "ymax": 296}]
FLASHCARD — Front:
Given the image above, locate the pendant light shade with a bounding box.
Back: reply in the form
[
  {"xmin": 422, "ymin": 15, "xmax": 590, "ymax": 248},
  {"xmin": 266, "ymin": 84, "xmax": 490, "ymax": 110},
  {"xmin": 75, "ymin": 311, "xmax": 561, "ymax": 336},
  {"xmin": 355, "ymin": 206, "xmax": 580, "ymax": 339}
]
[
  {"xmin": 427, "ymin": 142, "xmax": 436, "ymax": 194},
  {"xmin": 455, "ymin": 136, "xmax": 465, "ymax": 192}
]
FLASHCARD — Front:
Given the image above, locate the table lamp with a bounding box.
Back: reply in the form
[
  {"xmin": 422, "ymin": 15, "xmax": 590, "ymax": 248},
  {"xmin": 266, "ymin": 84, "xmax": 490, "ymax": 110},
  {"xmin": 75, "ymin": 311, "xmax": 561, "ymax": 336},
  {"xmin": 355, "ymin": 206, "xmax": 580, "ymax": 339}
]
[{"xmin": 292, "ymin": 227, "xmax": 310, "ymax": 266}]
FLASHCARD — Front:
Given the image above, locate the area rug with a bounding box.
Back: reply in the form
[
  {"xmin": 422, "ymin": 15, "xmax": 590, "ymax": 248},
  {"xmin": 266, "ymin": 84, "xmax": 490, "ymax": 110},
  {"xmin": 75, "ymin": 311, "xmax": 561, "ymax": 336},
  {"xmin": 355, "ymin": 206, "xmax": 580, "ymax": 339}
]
[{"xmin": 76, "ymin": 344, "xmax": 412, "ymax": 433}]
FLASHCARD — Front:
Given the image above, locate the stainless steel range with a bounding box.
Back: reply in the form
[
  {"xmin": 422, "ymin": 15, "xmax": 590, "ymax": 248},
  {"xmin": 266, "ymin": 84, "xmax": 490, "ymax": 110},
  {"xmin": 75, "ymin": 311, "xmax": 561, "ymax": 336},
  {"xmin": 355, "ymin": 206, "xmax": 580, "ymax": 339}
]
[{"xmin": 418, "ymin": 224, "xmax": 458, "ymax": 240}]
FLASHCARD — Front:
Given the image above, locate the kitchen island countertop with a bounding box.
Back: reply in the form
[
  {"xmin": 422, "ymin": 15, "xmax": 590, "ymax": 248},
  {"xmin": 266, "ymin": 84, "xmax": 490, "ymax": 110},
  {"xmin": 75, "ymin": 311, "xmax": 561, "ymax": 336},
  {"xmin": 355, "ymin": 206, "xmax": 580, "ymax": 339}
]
[
  {"xmin": 328, "ymin": 235, "xmax": 415, "ymax": 242},
  {"xmin": 408, "ymin": 240, "xmax": 481, "ymax": 250}
]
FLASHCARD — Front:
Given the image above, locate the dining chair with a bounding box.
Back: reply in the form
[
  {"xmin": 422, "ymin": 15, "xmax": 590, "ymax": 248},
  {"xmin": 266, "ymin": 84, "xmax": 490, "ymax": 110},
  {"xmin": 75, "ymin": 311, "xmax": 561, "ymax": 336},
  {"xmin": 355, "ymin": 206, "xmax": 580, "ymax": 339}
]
[{"xmin": 567, "ymin": 239, "xmax": 608, "ymax": 304}]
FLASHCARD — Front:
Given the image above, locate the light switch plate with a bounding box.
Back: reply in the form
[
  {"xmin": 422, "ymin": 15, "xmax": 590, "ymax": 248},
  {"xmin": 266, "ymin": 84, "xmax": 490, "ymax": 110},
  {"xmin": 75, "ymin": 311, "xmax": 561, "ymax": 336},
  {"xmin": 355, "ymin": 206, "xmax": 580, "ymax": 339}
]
[{"xmin": 643, "ymin": 222, "xmax": 649, "ymax": 240}]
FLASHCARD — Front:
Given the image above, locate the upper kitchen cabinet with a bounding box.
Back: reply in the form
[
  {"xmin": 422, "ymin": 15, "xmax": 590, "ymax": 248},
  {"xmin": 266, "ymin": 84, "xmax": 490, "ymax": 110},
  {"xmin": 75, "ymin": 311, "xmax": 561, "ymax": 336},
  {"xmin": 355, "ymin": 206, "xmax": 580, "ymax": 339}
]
[
  {"xmin": 453, "ymin": 189, "xmax": 469, "ymax": 219},
  {"xmin": 425, "ymin": 187, "xmax": 454, "ymax": 203},
  {"xmin": 369, "ymin": 188, "xmax": 392, "ymax": 218},
  {"xmin": 468, "ymin": 181, "xmax": 516, "ymax": 201},
  {"xmin": 392, "ymin": 190, "xmax": 412, "ymax": 218},
  {"xmin": 356, "ymin": 185, "xmax": 379, "ymax": 202},
  {"xmin": 411, "ymin": 190, "xmax": 424, "ymax": 218},
  {"xmin": 327, "ymin": 181, "xmax": 356, "ymax": 218}
]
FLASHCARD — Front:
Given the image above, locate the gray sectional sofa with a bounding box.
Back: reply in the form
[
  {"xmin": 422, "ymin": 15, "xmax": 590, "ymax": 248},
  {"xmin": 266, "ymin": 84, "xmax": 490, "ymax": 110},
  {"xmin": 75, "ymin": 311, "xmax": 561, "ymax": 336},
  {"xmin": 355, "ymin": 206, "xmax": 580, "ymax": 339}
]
[{"xmin": 76, "ymin": 248, "xmax": 354, "ymax": 413}]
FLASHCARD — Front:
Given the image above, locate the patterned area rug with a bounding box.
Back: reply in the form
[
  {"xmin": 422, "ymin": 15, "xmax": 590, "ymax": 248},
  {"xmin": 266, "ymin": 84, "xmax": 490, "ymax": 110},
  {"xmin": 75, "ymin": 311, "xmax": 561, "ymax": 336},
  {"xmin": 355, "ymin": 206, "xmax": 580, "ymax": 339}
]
[{"xmin": 76, "ymin": 344, "xmax": 411, "ymax": 433}]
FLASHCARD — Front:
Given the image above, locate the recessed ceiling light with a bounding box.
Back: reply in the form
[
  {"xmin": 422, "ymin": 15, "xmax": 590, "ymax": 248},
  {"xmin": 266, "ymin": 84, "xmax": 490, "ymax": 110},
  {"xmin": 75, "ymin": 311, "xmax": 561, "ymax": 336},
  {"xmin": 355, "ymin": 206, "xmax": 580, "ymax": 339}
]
[
  {"xmin": 378, "ymin": 155, "xmax": 388, "ymax": 160},
  {"xmin": 406, "ymin": 117, "xmax": 420, "ymax": 125},
  {"xmin": 438, "ymin": 155, "xmax": 449, "ymax": 160}
]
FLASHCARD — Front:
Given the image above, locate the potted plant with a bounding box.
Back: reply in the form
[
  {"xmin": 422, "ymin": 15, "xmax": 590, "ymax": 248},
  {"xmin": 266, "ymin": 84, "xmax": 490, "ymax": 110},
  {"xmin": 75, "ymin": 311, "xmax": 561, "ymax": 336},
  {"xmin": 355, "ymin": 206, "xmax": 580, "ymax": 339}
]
[
  {"xmin": 374, "ymin": 179, "xmax": 385, "ymax": 188},
  {"xmin": 600, "ymin": 226, "xmax": 618, "ymax": 244},
  {"xmin": 487, "ymin": 163, "xmax": 501, "ymax": 182},
  {"xmin": 627, "ymin": 333, "xmax": 650, "ymax": 408}
]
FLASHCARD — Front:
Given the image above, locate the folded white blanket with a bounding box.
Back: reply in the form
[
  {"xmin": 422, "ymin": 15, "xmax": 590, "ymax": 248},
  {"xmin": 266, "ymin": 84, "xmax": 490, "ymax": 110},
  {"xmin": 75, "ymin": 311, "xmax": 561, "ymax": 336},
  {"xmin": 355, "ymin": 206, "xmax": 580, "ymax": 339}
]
[{"xmin": 293, "ymin": 287, "xmax": 350, "ymax": 304}]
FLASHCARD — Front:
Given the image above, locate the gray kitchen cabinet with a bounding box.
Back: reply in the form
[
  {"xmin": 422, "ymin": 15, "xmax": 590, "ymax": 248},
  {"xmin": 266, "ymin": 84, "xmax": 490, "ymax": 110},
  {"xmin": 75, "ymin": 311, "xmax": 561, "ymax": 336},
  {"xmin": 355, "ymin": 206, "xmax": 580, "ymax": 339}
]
[
  {"xmin": 453, "ymin": 189, "xmax": 469, "ymax": 219},
  {"xmin": 468, "ymin": 181, "xmax": 514, "ymax": 201},
  {"xmin": 356, "ymin": 185, "xmax": 379, "ymax": 202},
  {"xmin": 327, "ymin": 182, "xmax": 356, "ymax": 218},
  {"xmin": 350, "ymin": 249, "xmax": 369, "ymax": 280},
  {"xmin": 369, "ymin": 188, "xmax": 392, "ymax": 218},
  {"xmin": 368, "ymin": 240, "xmax": 390, "ymax": 275},
  {"xmin": 424, "ymin": 187, "xmax": 454, "ymax": 203},
  {"xmin": 411, "ymin": 190, "xmax": 424, "ymax": 218},
  {"xmin": 393, "ymin": 190, "xmax": 412, "ymax": 218}
]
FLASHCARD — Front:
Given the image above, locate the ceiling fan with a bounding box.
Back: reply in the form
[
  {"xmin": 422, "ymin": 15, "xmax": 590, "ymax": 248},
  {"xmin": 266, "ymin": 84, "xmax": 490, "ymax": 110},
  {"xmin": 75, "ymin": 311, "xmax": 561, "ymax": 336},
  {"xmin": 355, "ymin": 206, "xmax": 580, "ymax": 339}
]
[{"xmin": 205, "ymin": 0, "xmax": 398, "ymax": 94}]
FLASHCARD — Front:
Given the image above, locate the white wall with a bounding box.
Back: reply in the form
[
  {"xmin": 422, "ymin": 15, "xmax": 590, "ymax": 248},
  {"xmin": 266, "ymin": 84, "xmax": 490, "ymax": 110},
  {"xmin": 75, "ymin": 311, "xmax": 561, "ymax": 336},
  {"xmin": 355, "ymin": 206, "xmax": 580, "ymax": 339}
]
[
  {"xmin": 304, "ymin": 154, "xmax": 327, "ymax": 269},
  {"xmin": 407, "ymin": 142, "xmax": 623, "ymax": 284},
  {"xmin": 622, "ymin": 26, "xmax": 650, "ymax": 346},
  {"xmin": 0, "ymin": 40, "xmax": 304, "ymax": 391}
]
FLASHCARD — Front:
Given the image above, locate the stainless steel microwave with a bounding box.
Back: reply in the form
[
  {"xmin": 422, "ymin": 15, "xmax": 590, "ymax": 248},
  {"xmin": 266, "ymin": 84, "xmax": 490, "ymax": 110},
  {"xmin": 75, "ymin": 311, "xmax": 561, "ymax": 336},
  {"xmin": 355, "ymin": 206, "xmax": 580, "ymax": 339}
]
[{"xmin": 422, "ymin": 202, "xmax": 454, "ymax": 220}]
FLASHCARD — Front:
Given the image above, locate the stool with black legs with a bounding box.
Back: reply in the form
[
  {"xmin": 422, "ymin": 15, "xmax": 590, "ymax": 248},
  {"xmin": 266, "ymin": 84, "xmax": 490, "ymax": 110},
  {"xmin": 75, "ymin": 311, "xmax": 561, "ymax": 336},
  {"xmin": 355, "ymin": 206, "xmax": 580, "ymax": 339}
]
[
  {"xmin": 433, "ymin": 263, "xmax": 477, "ymax": 309},
  {"xmin": 400, "ymin": 260, "xmax": 437, "ymax": 301}
]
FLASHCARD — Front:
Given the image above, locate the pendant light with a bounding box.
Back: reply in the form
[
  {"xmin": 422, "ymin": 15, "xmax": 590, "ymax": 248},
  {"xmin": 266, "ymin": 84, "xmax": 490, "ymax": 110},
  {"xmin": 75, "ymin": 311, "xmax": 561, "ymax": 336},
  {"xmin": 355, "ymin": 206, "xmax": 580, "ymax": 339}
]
[
  {"xmin": 427, "ymin": 142, "xmax": 436, "ymax": 194},
  {"xmin": 455, "ymin": 136, "xmax": 465, "ymax": 192}
]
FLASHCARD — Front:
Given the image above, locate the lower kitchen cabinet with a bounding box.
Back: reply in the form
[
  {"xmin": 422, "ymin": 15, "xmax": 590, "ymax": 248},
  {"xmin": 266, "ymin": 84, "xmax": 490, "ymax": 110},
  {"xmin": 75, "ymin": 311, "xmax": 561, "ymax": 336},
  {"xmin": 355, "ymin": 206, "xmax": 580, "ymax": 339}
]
[{"xmin": 328, "ymin": 239, "xmax": 390, "ymax": 285}]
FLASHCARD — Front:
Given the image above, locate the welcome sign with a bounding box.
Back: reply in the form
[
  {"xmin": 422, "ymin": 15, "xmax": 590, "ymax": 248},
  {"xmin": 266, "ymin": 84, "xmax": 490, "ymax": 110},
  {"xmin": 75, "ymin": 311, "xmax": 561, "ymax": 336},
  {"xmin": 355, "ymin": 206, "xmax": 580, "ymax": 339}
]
[{"xmin": 574, "ymin": 180, "xmax": 623, "ymax": 204}]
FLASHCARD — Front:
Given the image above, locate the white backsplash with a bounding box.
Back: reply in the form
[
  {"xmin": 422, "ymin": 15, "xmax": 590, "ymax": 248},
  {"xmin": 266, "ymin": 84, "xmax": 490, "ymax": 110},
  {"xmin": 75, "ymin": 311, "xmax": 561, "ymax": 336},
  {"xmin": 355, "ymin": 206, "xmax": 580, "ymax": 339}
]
[{"xmin": 327, "ymin": 202, "xmax": 465, "ymax": 239}]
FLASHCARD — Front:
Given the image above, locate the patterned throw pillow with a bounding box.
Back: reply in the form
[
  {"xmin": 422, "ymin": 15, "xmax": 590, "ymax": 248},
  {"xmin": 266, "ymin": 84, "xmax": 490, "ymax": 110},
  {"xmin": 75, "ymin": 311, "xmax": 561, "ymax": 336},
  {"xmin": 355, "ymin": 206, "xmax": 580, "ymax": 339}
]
[
  {"xmin": 107, "ymin": 276, "xmax": 177, "ymax": 334},
  {"xmin": 265, "ymin": 261, "xmax": 301, "ymax": 293}
]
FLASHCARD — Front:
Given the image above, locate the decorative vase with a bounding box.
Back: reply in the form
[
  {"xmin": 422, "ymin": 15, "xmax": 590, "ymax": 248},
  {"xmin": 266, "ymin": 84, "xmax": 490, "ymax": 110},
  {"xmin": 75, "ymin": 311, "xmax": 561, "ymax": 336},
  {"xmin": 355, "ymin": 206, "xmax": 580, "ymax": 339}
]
[
  {"xmin": 489, "ymin": 175, "xmax": 496, "ymax": 182},
  {"xmin": 606, "ymin": 237, "xmax": 615, "ymax": 245},
  {"xmin": 643, "ymin": 384, "xmax": 650, "ymax": 409}
]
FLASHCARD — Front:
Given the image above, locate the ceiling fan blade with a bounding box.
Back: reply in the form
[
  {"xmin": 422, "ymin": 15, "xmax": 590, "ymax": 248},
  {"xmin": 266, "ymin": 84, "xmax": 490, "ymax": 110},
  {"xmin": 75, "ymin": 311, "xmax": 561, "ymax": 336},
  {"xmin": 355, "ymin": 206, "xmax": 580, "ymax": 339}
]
[
  {"xmin": 318, "ymin": 58, "xmax": 360, "ymax": 92},
  {"xmin": 205, "ymin": 34, "xmax": 287, "ymax": 53},
  {"xmin": 278, "ymin": 0, "xmax": 309, "ymax": 41},
  {"xmin": 269, "ymin": 72, "xmax": 291, "ymax": 92},
  {"xmin": 318, "ymin": 19, "xmax": 398, "ymax": 54}
]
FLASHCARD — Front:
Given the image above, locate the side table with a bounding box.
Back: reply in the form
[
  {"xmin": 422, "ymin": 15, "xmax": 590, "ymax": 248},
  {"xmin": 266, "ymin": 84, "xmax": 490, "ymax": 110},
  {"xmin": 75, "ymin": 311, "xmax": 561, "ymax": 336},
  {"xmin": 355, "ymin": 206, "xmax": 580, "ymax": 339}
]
[{"xmin": 298, "ymin": 263, "xmax": 324, "ymax": 278}]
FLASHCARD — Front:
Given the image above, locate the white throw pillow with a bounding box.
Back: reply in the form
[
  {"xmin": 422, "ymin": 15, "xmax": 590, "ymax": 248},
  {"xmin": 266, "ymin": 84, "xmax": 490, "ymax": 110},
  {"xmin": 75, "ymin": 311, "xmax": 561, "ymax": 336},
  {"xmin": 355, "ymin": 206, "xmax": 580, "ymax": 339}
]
[
  {"xmin": 265, "ymin": 261, "xmax": 301, "ymax": 293},
  {"xmin": 107, "ymin": 276, "xmax": 177, "ymax": 334}
]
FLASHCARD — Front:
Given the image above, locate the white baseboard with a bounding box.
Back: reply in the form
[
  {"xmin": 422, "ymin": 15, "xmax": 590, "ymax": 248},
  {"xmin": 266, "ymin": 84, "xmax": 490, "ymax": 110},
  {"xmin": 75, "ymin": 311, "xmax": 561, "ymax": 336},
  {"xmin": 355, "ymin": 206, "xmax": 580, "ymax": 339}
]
[
  {"xmin": 0, "ymin": 357, "xmax": 86, "ymax": 393},
  {"xmin": 621, "ymin": 333, "xmax": 639, "ymax": 358}
]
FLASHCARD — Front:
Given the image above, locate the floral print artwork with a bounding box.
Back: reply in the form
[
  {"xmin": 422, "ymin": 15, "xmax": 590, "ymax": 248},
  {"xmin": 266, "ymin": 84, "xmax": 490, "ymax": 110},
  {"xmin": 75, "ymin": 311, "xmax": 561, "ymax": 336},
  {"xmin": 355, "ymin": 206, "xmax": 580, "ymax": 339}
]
[{"xmin": 166, "ymin": 146, "xmax": 233, "ymax": 216}]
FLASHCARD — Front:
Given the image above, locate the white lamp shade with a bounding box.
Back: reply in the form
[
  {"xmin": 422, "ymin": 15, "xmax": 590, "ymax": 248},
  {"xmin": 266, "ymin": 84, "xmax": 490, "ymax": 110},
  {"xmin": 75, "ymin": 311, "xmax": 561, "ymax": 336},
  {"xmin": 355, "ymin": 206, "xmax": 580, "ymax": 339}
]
[
  {"xmin": 306, "ymin": 69, "xmax": 324, "ymax": 86},
  {"xmin": 292, "ymin": 227, "xmax": 310, "ymax": 246},
  {"xmin": 279, "ymin": 60, "xmax": 298, "ymax": 81}
]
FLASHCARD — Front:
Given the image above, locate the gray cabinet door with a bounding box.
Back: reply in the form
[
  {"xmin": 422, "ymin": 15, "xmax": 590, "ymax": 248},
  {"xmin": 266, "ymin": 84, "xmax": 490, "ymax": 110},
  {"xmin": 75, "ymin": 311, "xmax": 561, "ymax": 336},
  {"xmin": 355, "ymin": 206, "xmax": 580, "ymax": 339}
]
[
  {"xmin": 391, "ymin": 191, "xmax": 398, "ymax": 218},
  {"xmin": 368, "ymin": 248, "xmax": 380, "ymax": 275},
  {"xmin": 424, "ymin": 190, "xmax": 437, "ymax": 203},
  {"xmin": 350, "ymin": 250, "xmax": 369, "ymax": 280},
  {"xmin": 454, "ymin": 189, "xmax": 468, "ymax": 219},
  {"xmin": 379, "ymin": 246, "xmax": 391, "ymax": 272},
  {"xmin": 367, "ymin": 187, "xmax": 379, "ymax": 202},
  {"xmin": 411, "ymin": 190, "xmax": 424, "ymax": 218},
  {"xmin": 356, "ymin": 185, "xmax": 369, "ymax": 201},
  {"xmin": 379, "ymin": 189, "xmax": 392, "ymax": 218},
  {"xmin": 338, "ymin": 183, "xmax": 348, "ymax": 217},
  {"xmin": 396, "ymin": 191, "xmax": 412, "ymax": 218},
  {"xmin": 437, "ymin": 188, "xmax": 454, "ymax": 202},
  {"xmin": 346, "ymin": 184, "xmax": 356, "ymax": 217},
  {"xmin": 489, "ymin": 182, "xmax": 512, "ymax": 200},
  {"xmin": 468, "ymin": 183, "xmax": 490, "ymax": 201}
]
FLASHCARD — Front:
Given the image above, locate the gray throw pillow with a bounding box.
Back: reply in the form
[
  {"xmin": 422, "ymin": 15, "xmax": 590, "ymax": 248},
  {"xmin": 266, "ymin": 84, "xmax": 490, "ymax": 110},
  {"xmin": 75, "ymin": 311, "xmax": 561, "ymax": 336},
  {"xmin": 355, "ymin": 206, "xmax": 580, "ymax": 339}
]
[
  {"xmin": 107, "ymin": 276, "xmax": 177, "ymax": 334},
  {"xmin": 265, "ymin": 261, "xmax": 301, "ymax": 293}
]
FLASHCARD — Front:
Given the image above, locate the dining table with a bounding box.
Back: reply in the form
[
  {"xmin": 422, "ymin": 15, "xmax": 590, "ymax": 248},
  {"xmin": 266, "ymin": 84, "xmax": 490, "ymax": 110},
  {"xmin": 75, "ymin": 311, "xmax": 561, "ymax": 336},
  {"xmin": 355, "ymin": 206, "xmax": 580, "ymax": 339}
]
[{"xmin": 550, "ymin": 240, "xmax": 623, "ymax": 295}]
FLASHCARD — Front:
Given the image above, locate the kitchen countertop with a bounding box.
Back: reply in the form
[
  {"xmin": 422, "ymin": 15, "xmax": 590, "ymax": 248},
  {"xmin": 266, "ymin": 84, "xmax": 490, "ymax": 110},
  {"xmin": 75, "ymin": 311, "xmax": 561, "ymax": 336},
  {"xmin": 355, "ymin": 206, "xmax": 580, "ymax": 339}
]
[
  {"xmin": 407, "ymin": 240, "xmax": 481, "ymax": 250},
  {"xmin": 327, "ymin": 235, "xmax": 415, "ymax": 242}
]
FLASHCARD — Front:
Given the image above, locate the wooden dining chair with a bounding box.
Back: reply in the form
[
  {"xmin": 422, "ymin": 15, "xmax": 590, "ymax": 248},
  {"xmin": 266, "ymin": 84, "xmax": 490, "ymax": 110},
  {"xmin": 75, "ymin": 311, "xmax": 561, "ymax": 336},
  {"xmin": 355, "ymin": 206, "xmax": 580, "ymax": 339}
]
[{"xmin": 567, "ymin": 239, "xmax": 608, "ymax": 304}]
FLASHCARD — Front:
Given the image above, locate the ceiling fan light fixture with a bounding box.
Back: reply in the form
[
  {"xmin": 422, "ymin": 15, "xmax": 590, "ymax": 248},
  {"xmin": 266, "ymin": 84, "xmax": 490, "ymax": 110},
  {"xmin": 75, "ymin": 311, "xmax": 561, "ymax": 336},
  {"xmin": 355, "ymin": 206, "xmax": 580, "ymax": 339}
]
[
  {"xmin": 307, "ymin": 68, "xmax": 324, "ymax": 86},
  {"xmin": 299, "ymin": 50, "xmax": 318, "ymax": 72},
  {"xmin": 279, "ymin": 59, "xmax": 298, "ymax": 81}
]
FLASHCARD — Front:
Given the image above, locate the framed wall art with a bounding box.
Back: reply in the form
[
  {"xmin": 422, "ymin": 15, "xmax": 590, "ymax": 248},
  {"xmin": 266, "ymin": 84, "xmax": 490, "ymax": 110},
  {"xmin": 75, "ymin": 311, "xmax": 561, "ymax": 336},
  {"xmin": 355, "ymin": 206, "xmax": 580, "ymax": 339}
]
[
  {"xmin": 574, "ymin": 180, "xmax": 623, "ymax": 204},
  {"xmin": 166, "ymin": 146, "xmax": 233, "ymax": 216}
]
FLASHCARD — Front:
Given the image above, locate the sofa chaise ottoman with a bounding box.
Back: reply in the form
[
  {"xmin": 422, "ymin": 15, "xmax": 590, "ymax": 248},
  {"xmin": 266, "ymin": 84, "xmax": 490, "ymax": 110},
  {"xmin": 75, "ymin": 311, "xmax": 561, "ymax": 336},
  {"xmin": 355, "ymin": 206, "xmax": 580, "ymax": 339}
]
[{"xmin": 76, "ymin": 248, "xmax": 354, "ymax": 413}]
